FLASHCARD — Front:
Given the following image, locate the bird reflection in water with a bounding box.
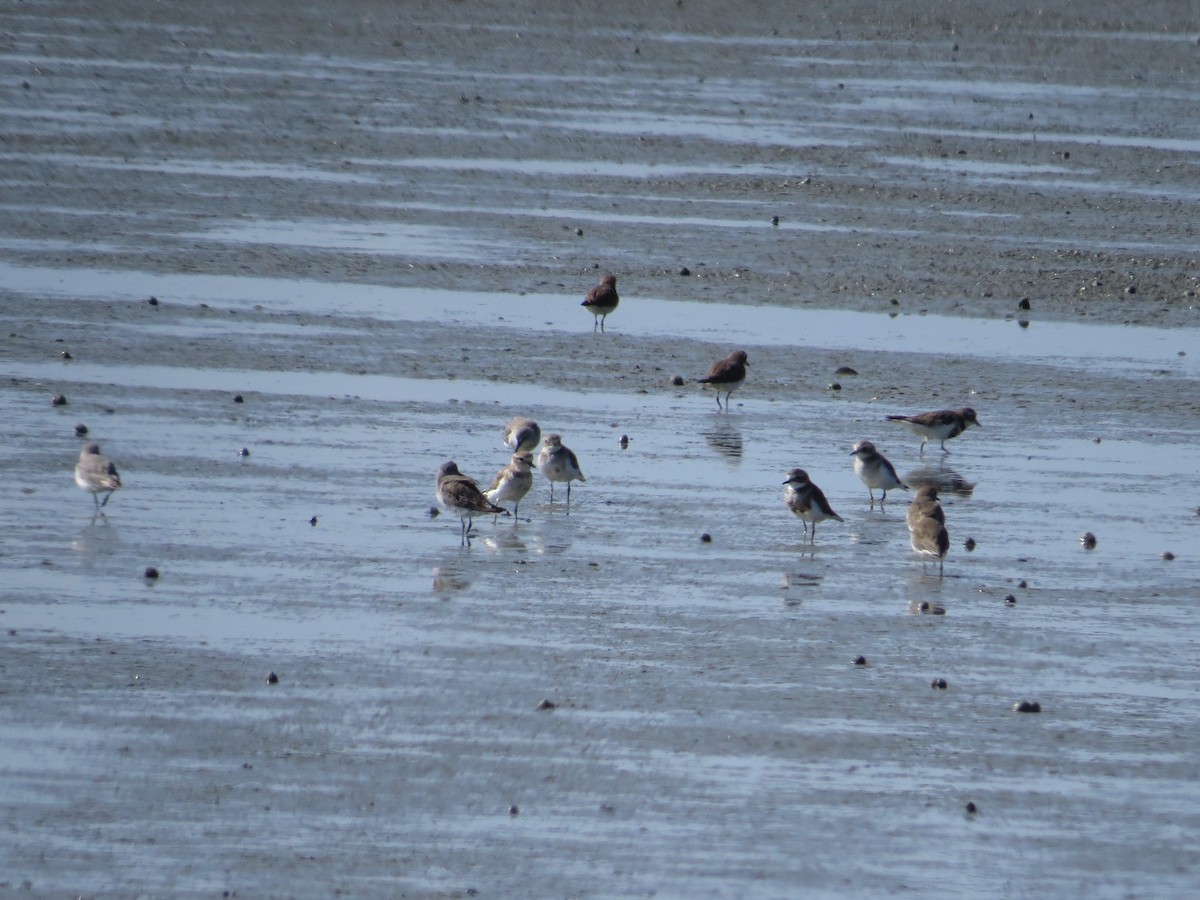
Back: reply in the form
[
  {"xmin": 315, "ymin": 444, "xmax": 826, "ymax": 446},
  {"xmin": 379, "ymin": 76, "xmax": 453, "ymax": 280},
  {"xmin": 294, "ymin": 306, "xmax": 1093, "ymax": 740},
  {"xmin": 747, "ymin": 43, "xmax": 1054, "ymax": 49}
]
[
  {"xmin": 432, "ymin": 564, "xmax": 471, "ymax": 594},
  {"xmin": 702, "ymin": 422, "xmax": 743, "ymax": 461},
  {"xmin": 72, "ymin": 516, "xmax": 119, "ymax": 568},
  {"xmin": 903, "ymin": 463, "xmax": 976, "ymax": 498}
]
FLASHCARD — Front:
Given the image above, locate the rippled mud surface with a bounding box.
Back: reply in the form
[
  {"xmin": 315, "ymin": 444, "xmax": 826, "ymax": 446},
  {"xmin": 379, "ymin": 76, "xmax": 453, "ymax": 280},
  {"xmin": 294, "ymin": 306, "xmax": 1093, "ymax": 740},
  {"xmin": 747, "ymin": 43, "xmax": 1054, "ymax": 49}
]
[{"xmin": 2, "ymin": 1, "xmax": 1199, "ymax": 897}]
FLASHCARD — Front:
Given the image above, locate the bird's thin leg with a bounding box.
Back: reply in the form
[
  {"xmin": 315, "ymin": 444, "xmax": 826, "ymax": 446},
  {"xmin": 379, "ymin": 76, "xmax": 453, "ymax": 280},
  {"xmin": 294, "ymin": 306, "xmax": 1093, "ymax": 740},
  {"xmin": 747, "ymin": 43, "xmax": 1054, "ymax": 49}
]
[
  {"xmin": 549, "ymin": 482, "xmax": 555, "ymax": 503},
  {"xmin": 565, "ymin": 481, "xmax": 572, "ymax": 513},
  {"xmin": 512, "ymin": 501, "xmax": 519, "ymax": 524},
  {"xmin": 600, "ymin": 315, "xmax": 606, "ymax": 333},
  {"xmin": 941, "ymin": 441, "xmax": 951, "ymax": 454},
  {"xmin": 100, "ymin": 491, "xmax": 113, "ymax": 508}
]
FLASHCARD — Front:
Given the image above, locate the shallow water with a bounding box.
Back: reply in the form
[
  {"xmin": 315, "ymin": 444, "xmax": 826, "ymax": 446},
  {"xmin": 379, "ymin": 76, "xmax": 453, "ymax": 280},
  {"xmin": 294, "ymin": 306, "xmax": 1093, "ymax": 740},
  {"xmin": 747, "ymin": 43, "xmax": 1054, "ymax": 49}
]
[{"xmin": 3, "ymin": 2, "xmax": 1200, "ymax": 897}]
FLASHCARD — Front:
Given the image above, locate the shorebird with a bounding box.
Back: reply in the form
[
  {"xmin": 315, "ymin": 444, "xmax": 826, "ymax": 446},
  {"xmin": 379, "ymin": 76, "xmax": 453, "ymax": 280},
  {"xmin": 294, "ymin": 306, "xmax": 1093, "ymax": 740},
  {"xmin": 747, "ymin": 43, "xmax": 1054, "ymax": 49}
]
[
  {"xmin": 436, "ymin": 460, "xmax": 508, "ymax": 544},
  {"xmin": 537, "ymin": 433, "xmax": 586, "ymax": 508},
  {"xmin": 782, "ymin": 468, "xmax": 843, "ymax": 543},
  {"xmin": 581, "ymin": 273, "xmax": 619, "ymax": 333},
  {"xmin": 698, "ymin": 349, "xmax": 749, "ymax": 411},
  {"xmin": 886, "ymin": 407, "xmax": 979, "ymax": 454},
  {"xmin": 906, "ymin": 485, "xmax": 949, "ymax": 575},
  {"xmin": 484, "ymin": 451, "xmax": 535, "ymax": 522},
  {"xmin": 75, "ymin": 442, "xmax": 121, "ymax": 511},
  {"xmin": 850, "ymin": 440, "xmax": 908, "ymax": 506},
  {"xmin": 502, "ymin": 416, "xmax": 541, "ymax": 454}
]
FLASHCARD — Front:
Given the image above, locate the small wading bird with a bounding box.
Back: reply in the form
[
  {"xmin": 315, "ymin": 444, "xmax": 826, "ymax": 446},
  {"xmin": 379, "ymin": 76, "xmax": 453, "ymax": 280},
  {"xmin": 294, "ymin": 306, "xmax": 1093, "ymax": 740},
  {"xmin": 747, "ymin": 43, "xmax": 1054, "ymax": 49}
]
[
  {"xmin": 698, "ymin": 349, "xmax": 749, "ymax": 411},
  {"xmin": 581, "ymin": 273, "xmax": 619, "ymax": 333},
  {"xmin": 886, "ymin": 407, "xmax": 980, "ymax": 454},
  {"xmin": 436, "ymin": 460, "xmax": 508, "ymax": 544},
  {"xmin": 906, "ymin": 485, "xmax": 949, "ymax": 576},
  {"xmin": 850, "ymin": 440, "xmax": 908, "ymax": 506},
  {"xmin": 502, "ymin": 416, "xmax": 541, "ymax": 454},
  {"xmin": 484, "ymin": 451, "xmax": 535, "ymax": 522},
  {"xmin": 782, "ymin": 468, "xmax": 843, "ymax": 544},
  {"xmin": 75, "ymin": 442, "xmax": 121, "ymax": 512},
  {"xmin": 537, "ymin": 433, "xmax": 586, "ymax": 509}
]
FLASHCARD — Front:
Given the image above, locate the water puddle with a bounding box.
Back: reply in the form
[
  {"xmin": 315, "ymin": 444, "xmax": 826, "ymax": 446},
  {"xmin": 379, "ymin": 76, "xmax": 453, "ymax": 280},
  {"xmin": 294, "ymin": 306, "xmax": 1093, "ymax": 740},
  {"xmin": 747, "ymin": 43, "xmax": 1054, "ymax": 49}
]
[{"xmin": 4, "ymin": 262, "xmax": 1196, "ymax": 378}]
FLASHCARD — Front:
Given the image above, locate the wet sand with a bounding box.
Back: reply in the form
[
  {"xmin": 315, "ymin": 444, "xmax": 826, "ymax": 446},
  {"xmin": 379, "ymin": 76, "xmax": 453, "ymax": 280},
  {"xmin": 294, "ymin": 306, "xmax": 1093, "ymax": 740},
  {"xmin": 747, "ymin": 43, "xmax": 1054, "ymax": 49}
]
[{"xmin": 2, "ymin": 1, "xmax": 1200, "ymax": 897}]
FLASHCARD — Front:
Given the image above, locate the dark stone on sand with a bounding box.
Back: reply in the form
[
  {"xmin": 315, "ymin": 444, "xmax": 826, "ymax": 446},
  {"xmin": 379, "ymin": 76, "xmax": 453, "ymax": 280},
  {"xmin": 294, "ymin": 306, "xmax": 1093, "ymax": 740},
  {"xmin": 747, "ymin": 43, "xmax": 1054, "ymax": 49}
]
[
  {"xmin": 1018, "ymin": 580, "xmax": 1027, "ymax": 588},
  {"xmin": 931, "ymin": 678, "xmax": 948, "ymax": 689},
  {"xmin": 1162, "ymin": 551, "xmax": 1175, "ymax": 561},
  {"xmin": 678, "ymin": 266, "xmax": 690, "ymax": 276},
  {"xmin": 700, "ymin": 533, "xmax": 712, "ymax": 543},
  {"xmin": 1081, "ymin": 532, "xmax": 1097, "ymax": 549},
  {"xmin": 233, "ymin": 394, "xmax": 244, "ymax": 403},
  {"xmin": 771, "ymin": 215, "xmax": 779, "ymax": 226},
  {"xmin": 827, "ymin": 382, "xmax": 842, "ymax": 391},
  {"xmin": 834, "ymin": 366, "xmax": 858, "ymax": 376},
  {"xmin": 619, "ymin": 434, "xmax": 629, "ymax": 448},
  {"xmin": 309, "ymin": 516, "xmax": 318, "ymax": 526},
  {"xmin": 1018, "ymin": 297, "xmax": 1031, "ymax": 310},
  {"xmin": 148, "ymin": 296, "xmax": 159, "ymax": 305},
  {"xmin": 51, "ymin": 393, "xmax": 67, "ymax": 406},
  {"xmin": 536, "ymin": 699, "xmax": 556, "ymax": 711},
  {"xmin": 963, "ymin": 537, "xmax": 976, "ymax": 551},
  {"xmin": 1012, "ymin": 700, "xmax": 1041, "ymax": 713},
  {"xmin": 671, "ymin": 374, "xmax": 684, "ymax": 386},
  {"xmin": 854, "ymin": 655, "xmax": 868, "ymax": 666},
  {"xmin": 74, "ymin": 423, "xmax": 88, "ymax": 436},
  {"xmin": 144, "ymin": 566, "xmax": 160, "ymax": 580},
  {"xmin": 509, "ymin": 805, "xmax": 519, "ymax": 816},
  {"xmin": 429, "ymin": 506, "xmax": 440, "ymax": 518},
  {"xmin": 266, "ymin": 671, "xmax": 279, "ymax": 685},
  {"xmin": 966, "ymin": 802, "xmax": 978, "ymax": 814},
  {"xmin": 238, "ymin": 447, "xmax": 250, "ymax": 457},
  {"xmin": 60, "ymin": 350, "xmax": 72, "ymax": 359},
  {"xmin": 1005, "ymin": 594, "xmax": 1017, "ymax": 605},
  {"xmin": 1125, "ymin": 284, "xmax": 1137, "ymax": 294}
]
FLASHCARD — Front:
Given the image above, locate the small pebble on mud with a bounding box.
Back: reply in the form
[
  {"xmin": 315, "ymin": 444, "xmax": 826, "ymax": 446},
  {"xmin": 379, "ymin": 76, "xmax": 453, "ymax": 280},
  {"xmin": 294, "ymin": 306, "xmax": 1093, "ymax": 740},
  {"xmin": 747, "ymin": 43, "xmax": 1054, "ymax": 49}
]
[
  {"xmin": 266, "ymin": 671, "xmax": 279, "ymax": 685},
  {"xmin": 1012, "ymin": 700, "xmax": 1041, "ymax": 713},
  {"xmin": 963, "ymin": 537, "xmax": 976, "ymax": 551},
  {"xmin": 854, "ymin": 655, "xmax": 868, "ymax": 666},
  {"xmin": 51, "ymin": 393, "xmax": 67, "ymax": 406},
  {"xmin": 428, "ymin": 506, "xmax": 440, "ymax": 518},
  {"xmin": 148, "ymin": 296, "xmax": 158, "ymax": 305},
  {"xmin": 671, "ymin": 375, "xmax": 684, "ymax": 386},
  {"xmin": 1162, "ymin": 551, "xmax": 1175, "ymax": 561},
  {"xmin": 144, "ymin": 567, "xmax": 159, "ymax": 580},
  {"xmin": 771, "ymin": 215, "xmax": 780, "ymax": 226},
  {"xmin": 700, "ymin": 533, "xmax": 712, "ymax": 543},
  {"xmin": 1018, "ymin": 297, "xmax": 1031, "ymax": 310},
  {"xmin": 834, "ymin": 366, "xmax": 858, "ymax": 376},
  {"xmin": 309, "ymin": 516, "xmax": 318, "ymax": 526},
  {"xmin": 931, "ymin": 678, "xmax": 948, "ymax": 689},
  {"xmin": 60, "ymin": 350, "xmax": 72, "ymax": 359},
  {"xmin": 536, "ymin": 699, "xmax": 556, "ymax": 711},
  {"xmin": 238, "ymin": 447, "xmax": 250, "ymax": 457},
  {"xmin": 1005, "ymin": 594, "xmax": 1018, "ymax": 605},
  {"xmin": 619, "ymin": 434, "xmax": 629, "ymax": 448},
  {"xmin": 827, "ymin": 382, "xmax": 842, "ymax": 391},
  {"xmin": 508, "ymin": 805, "xmax": 519, "ymax": 817},
  {"xmin": 1018, "ymin": 579, "xmax": 1027, "ymax": 588},
  {"xmin": 678, "ymin": 266, "xmax": 691, "ymax": 276},
  {"xmin": 233, "ymin": 394, "xmax": 244, "ymax": 403},
  {"xmin": 74, "ymin": 423, "xmax": 88, "ymax": 436},
  {"xmin": 1081, "ymin": 532, "xmax": 1097, "ymax": 549},
  {"xmin": 966, "ymin": 802, "xmax": 978, "ymax": 814}
]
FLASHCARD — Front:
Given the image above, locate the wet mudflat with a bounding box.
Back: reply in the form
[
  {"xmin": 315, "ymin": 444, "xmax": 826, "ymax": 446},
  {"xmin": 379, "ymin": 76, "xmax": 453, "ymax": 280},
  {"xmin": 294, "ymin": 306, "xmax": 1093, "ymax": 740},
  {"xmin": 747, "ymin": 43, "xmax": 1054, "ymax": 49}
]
[{"xmin": 2, "ymin": 1, "xmax": 1200, "ymax": 897}]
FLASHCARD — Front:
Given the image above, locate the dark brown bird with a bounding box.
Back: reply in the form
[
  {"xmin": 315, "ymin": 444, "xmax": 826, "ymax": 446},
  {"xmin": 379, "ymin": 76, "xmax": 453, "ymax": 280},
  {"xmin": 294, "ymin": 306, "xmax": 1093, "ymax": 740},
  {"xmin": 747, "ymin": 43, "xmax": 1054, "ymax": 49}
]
[
  {"xmin": 783, "ymin": 468, "xmax": 843, "ymax": 543},
  {"xmin": 906, "ymin": 485, "xmax": 949, "ymax": 576},
  {"xmin": 697, "ymin": 349, "xmax": 749, "ymax": 411},
  {"xmin": 581, "ymin": 273, "xmax": 619, "ymax": 333},
  {"xmin": 886, "ymin": 407, "xmax": 979, "ymax": 454},
  {"xmin": 436, "ymin": 460, "xmax": 508, "ymax": 544}
]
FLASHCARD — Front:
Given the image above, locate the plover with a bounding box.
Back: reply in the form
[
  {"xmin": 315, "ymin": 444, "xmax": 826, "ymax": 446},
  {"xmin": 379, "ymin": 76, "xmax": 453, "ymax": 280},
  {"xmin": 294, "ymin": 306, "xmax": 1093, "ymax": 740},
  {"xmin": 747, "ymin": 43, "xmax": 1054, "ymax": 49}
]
[
  {"xmin": 537, "ymin": 433, "xmax": 586, "ymax": 507},
  {"xmin": 75, "ymin": 442, "xmax": 122, "ymax": 511},
  {"xmin": 905, "ymin": 485, "xmax": 945, "ymax": 529},
  {"xmin": 850, "ymin": 440, "xmax": 908, "ymax": 506},
  {"xmin": 698, "ymin": 349, "xmax": 749, "ymax": 411},
  {"xmin": 484, "ymin": 451, "xmax": 535, "ymax": 522},
  {"xmin": 502, "ymin": 416, "xmax": 541, "ymax": 454},
  {"xmin": 905, "ymin": 485, "xmax": 948, "ymax": 575},
  {"xmin": 436, "ymin": 460, "xmax": 508, "ymax": 544},
  {"xmin": 886, "ymin": 407, "xmax": 979, "ymax": 454},
  {"xmin": 908, "ymin": 511, "xmax": 950, "ymax": 576},
  {"xmin": 782, "ymin": 468, "xmax": 843, "ymax": 543},
  {"xmin": 581, "ymin": 273, "xmax": 619, "ymax": 333}
]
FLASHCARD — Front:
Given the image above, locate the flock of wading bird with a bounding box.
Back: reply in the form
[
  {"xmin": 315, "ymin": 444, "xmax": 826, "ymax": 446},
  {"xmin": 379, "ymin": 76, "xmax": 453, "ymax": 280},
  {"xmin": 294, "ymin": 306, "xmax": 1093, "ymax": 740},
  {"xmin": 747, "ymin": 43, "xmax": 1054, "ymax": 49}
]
[{"xmin": 434, "ymin": 274, "xmax": 982, "ymax": 574}]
